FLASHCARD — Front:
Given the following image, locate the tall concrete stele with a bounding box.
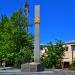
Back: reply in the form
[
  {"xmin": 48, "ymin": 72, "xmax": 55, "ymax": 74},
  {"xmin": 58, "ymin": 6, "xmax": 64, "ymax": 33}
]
[
  {"xmin": 21, "ymin": 5, "xmax": 44, "ymax": 72},
  {"xmin": 34, "ymin": 5, "xmax": 40, "ymax": 63}
]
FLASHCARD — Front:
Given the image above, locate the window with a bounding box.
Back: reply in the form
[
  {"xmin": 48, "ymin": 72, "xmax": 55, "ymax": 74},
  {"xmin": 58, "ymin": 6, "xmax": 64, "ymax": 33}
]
[
  {"xmin": 71, "ymin": 45, "xmax": 75, "ymax": 51},
  {"xmin": 65, "ymin": 47, "xmax": 68, "ymax": 51},
  {"xmin": 40, "ymin": 45, "xmax": 43, "ymax": 50}
]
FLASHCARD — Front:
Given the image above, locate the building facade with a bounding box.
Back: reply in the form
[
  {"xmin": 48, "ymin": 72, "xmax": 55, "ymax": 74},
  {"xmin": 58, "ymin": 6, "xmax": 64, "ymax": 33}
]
[
  {"xmin": 40, "ymin": 41, "xmax": 75, "ymax": 68},
  {"xmin": 62, "ymin": 41, "xmax": 75, "ymax": 68}
]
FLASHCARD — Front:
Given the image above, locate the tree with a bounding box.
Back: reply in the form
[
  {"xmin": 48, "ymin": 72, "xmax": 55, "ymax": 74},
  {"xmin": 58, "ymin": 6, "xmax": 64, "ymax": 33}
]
[
  {"xmin": 41, "ymin": 40, "xmax": 66, "ymax": 68},
  {"xmin": 0, "ymin": 9, "xmax": 33, "ymax": 68}
]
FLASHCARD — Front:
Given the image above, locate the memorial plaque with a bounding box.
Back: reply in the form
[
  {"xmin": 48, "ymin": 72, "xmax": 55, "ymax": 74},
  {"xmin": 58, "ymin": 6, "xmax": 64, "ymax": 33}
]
[{"xmin": 30, "ymin": 64, "xmax": 37, "ymax": 72}]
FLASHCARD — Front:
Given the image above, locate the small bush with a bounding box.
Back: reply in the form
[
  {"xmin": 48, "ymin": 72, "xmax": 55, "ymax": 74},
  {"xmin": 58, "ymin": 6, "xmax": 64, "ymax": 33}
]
[
  {"xmin": 72, "ymin": 60, "xmax": 75, "ymax": 67},
  {"xmin": 69, "ymin": 60, "xmax": 75, "ymax": 70}
]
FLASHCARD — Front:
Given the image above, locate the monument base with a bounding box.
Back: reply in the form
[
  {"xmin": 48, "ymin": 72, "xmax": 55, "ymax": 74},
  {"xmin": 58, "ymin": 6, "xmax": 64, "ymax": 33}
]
[{"xmin": 21, "ymin": 63, "xmax": 44, "ymax": 72}]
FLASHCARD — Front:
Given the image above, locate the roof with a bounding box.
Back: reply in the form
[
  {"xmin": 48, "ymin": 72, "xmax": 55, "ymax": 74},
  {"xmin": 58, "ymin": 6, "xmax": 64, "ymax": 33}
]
[{"xmin": 65, "ymin": 40, "xmax": 75, "ymax": 44}]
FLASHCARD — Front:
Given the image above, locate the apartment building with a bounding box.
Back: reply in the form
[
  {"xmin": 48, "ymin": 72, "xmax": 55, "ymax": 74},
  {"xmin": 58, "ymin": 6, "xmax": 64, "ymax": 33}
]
[
  {"xmin": 40, "ymin": 41, "xmax": 75, "ymax": 68},
  {"xmin": 62, "ymin": 41, "xmax": 75, "ymax": 68}
]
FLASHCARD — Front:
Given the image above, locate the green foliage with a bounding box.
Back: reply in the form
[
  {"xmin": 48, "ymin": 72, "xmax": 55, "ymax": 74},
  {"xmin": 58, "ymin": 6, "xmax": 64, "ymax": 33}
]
[
  {"xmin": 72, "ymin": 60, "xmax": 75, "ymax": 67},
  {"xmin": 14, "ymin": 47, "xmax": 32, "ymax": 68},
  {"xmin": 41, "ymin": 40, "xmax": 66, "ymax": 68},
  {"xmin": 0, "ymin": 9, "xmax": 33, "ymax": 68},
  {"xmin": 69, "ymin": 60, "xmax": 75, "ymax": 70}
]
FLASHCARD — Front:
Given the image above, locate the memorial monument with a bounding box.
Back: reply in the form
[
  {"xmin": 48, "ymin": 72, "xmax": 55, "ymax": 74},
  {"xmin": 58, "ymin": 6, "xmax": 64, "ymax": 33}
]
[
  {"xmin": 21, "ymin": 5, "xmax": 44, "ymax": 72},
  {"xmin": 34, "ymin": 5, "xmax": 40, "ymax": 64}
]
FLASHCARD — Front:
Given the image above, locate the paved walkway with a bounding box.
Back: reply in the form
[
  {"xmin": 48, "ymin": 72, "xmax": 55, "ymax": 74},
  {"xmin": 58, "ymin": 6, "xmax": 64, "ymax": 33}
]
[{"xmin": 0, "ymin": 69, "xmax": 75, "ymax": 75}]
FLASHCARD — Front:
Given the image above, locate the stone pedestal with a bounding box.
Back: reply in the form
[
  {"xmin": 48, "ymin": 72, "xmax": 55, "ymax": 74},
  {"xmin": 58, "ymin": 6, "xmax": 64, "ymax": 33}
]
[{"xmin": 21, "ymin": 63, "xmax": 44, "ymax": 72}]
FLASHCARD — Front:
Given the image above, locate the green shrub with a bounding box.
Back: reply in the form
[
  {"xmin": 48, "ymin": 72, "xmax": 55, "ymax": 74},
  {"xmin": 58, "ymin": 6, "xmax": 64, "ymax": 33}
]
[{"xmin": 72, "ymin": 60, "xmax": 75, "ymax": 67}]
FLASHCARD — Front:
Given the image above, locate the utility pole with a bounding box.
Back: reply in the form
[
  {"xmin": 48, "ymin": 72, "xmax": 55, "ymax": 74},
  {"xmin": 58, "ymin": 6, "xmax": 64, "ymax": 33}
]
[{"xmin": 24, "ymin": 0, "xmax": 29, "ymax": 32}]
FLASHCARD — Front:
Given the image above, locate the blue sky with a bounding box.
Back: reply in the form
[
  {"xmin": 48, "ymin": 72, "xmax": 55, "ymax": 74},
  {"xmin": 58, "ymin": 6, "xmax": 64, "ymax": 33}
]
[{"xmin": 0, "ymin": 0, "xmax": 75, "ymax": 44}]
